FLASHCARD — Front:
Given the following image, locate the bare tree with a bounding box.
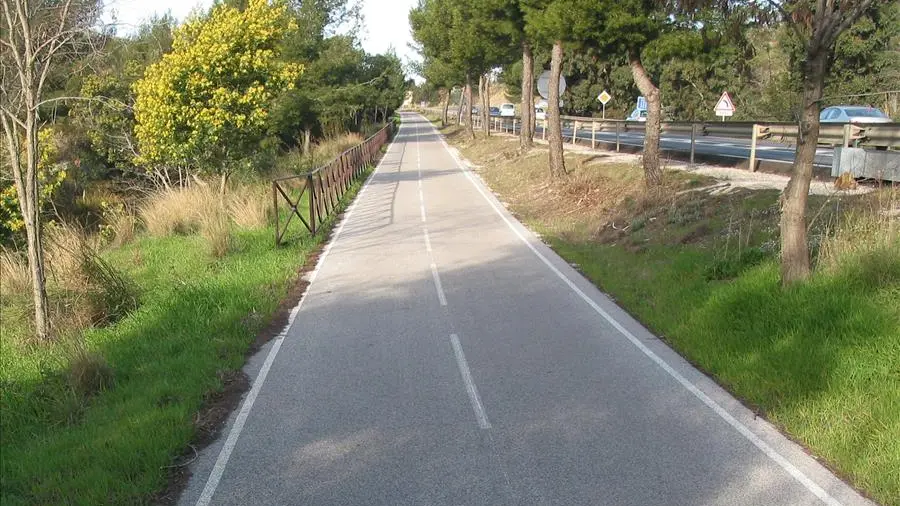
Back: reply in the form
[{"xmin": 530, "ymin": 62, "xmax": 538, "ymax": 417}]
[
  {"xmin": 547, "ymin": 40, "xmax": 565, "ymax": 177},
  {"xmin": 480, "ymin": 72, "xmax": 490, "ymax": 138},
  {"xmin": 1, "ymin": 0, "xmax": 100, "ymax": 340},
  {"xmin": 778, "ymin": 0, "xmax": 878, "ymax": 285}
]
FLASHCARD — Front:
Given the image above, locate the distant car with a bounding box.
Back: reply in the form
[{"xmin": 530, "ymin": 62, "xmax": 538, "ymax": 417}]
[
  {"xmin": 471, "ymin": 106, "xmax": 479, "ymax": 115},
  {"xmin": 489, "ymin": 106, "xmax": 500, "ymax": 117},
  {"xmin": 626, "ymin": 108, "xmax": 648, "ymax": 122},
  {"xmin": 820, "ymin": 105, "xmax": 891, "ymax": 124},
  {"xmin": 534, "ymin": 107, "xmax": 546, "ymax": 121},
  {"xmin": 499, "ymin": 103, "xmax": 516, "ymax": 117}
]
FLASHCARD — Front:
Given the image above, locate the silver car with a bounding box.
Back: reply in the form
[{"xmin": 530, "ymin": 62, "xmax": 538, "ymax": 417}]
[{"xmin": 819, "ymin": 105, "xmax": 892, "ymax": 124}]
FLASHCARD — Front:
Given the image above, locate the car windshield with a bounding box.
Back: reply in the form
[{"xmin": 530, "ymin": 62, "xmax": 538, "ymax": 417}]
[{"xmin": 843, "ymin": 107, "xmax": 888, "ymax": 118}]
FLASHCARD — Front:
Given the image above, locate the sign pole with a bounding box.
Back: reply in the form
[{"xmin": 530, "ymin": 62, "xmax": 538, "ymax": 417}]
[{"xmin": 602, "ymin": 103, "xmax": 606, "ymax": 120}]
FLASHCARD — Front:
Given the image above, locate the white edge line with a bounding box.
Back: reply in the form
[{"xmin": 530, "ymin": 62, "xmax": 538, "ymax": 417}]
[
  {"xmin": 428, "ymin": 117, "xmax": 844, "ymax": 506},
  {"xmin": 194, "ymin": 126, "xmax": 402, "ymax": 506},
  {"xmin": 429, "ymin": 262, "xmax": 447, "ymax": 306},
  {"xmin": 423, "ymin": 227, "xmax": 432, "ymax": 253},
  {"xmin": 450, "ymin": 333, "xmax": 492, "ymax": 429}
]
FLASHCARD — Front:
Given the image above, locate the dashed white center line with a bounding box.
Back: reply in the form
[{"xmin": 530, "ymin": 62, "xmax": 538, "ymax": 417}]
[
  {"xmin": 430, "ymin": 262, "xmax": 447, "ymax": 306},
  {"xmin": 449, "ymin": 334, "xmax": 491, "ymax": 430}
]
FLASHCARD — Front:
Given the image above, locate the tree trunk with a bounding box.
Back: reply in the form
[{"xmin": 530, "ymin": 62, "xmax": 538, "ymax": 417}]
[
  {"xmin": 456, "ymin": 86, "xmax": 465, "ymax": 125},
  {"xmin": 441, "ymin": 88, "xmax": 450, "ymax": 126},
  {"xmin": 464, "ymin": 75, "xmax": 475, "ymax": 140},
  {"xmin": 547, "ymin": 40, "xmax": 566, "ymax": 177},
  {"xmin": 780, "ymin": 51, "xmax": 828, "ymax": 285},
  {"xmin": 22, "ymin": 113, "xmax": 51, "ymax": 340},
  {"xmin": 629, "ymin": 52, "xmax": 662, "ymax": 187},
  {"xmin": 219, "ymin": 171, "xmax": 230, "ymax": 198},
  {"xmin": 481, "ymin": 73, "xmax": 490, "ymax": 138},
  {"xmin": 302, "ymin": 128, "xmax": 311, "ymax": 155},
  {"xmin": 520, "ymin": 41, "xmax": 534, "ymax": 149}
]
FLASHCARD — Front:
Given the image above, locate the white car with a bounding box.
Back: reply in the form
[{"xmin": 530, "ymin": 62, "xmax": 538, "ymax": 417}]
[
  {"xmin": 820, "ymin": 105, "xmax": 892, "ymax": 124},
  {"xmin": 534, "ymin": 107, "xmax": 546, "ymax": 121},
  {"xmin": 626, "ymin": 108, "xmax": 648, "ymax": 122},
  {"xmin": 499, "ymin": 103, "xmax": 516, "ymax": 117}
]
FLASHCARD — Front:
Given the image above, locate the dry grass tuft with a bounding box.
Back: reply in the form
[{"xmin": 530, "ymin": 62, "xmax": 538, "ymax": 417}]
[
  {"xmin": 818, "ymin": 188, "xmax": 900, "ymax": 273},
  {"xmin": 227, "ymin": 186, "xmax": 271, "ymax": 229},
  {"xmin": 0, "ymin": 247, "xmax": 30, "ymax": 299},
  {"xmin": 65, "ymin": 341, "xmax": 114, "ymax": 397},
  {"xmin": 140, "ymin": 185, "xmax": 218, "ymax": 237},
  {"xmin": 201, "ymin": 208, "xmax": 231, "ymax": 259}
]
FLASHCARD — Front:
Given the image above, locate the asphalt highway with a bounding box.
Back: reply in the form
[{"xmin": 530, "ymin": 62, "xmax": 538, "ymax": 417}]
[
  {"xmin": 515, "ymin": 122, "xmax": 836, "ymax": 168},
  {"xmin": 178, "ymin": 113, "xmax": 870, "ymax": 506}
]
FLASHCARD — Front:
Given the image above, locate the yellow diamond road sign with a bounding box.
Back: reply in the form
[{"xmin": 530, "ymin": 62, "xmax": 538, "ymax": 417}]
[{"xmin": 598, "ymin": 90, "xmax": 612, "ymax": 105}]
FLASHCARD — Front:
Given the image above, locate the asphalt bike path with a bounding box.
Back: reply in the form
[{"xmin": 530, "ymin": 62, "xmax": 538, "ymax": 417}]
[{"xmin": 178, "ymin": 113, "xmax": 872, "ymax": 506}]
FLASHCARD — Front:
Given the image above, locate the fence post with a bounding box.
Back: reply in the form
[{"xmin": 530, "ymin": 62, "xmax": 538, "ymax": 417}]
[
  {"xmin": 749, "ymin": 124, "xmax": 759, "ymax": 172},
  {"xmin": 615, "ymin": 121, "xmax": 621, "ymax": 152},
  {"xmin": 690, "ymin": 123, "xmax": 697, "ymax": 167},
  {"xmin": 542, "ymin": 119, "xmax": 547, "ymax": 140},
  {"xmin": 308, "ymin": 174, "xmax": 316, "ymax": 235},
  {"xmin": 513, "ymin": 118, "xmax": 517, "ymax": 135},
  {"xmin": 842, "ymin": 123, "xmax": 852, "ymax": 147},
  {"xmin": 273, "ymin": 181, "xmax": 279, "ymax": 245},
  {"xmin": 572, "ymin": 121, "xmax": 578, "ymax": 144}
]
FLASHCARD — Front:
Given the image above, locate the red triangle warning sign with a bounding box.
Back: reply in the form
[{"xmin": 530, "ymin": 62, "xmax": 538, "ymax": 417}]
[{"xmin": 715, "ymin": 91, "xmax": 735, "ymax": 115}]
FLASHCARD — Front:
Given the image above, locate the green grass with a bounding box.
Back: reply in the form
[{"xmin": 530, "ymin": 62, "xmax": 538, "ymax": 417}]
[
  {"xmin": 551, "ymin": 239, "xmax": 900, "ymax": 504},
  {"xmin": 446, "ymin": 132, "xmax": 900, "ymax": 505},
  {"xmin": 0, "ymin": 174, "xmax": 370, "ymax": 505}
]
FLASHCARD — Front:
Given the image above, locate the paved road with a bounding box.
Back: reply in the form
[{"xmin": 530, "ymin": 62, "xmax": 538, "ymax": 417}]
[
  {"xmin": 517, "ymin": 122, "xmax": 836, "ymax": 167},
  {"xmin": 179, "ymin": 113, "xmax": 871, "ymax": 506}
]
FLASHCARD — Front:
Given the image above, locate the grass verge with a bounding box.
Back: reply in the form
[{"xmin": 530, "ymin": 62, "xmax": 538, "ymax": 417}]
[
  {"xmin": 442, "ymin": 126, "xmax": 900, "ymax": 505},
  {"xmin": 0, "ymin": 171, "xmax": 372, "ymax": 504}
]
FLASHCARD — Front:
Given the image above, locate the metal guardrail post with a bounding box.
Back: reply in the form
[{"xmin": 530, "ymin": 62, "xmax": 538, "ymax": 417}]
[
  {"xmin": 842, "ymin": 123, "xmax": 852, "ymax": 148},
  {"xmin": 573, "ymin": 121, "xmax": 579, "ymax": 144},
  {"xmin": 513, "ymin": 118, "xmax": 517, "ymax": 135},
  {"xmin": 591, "ymin": 121, "xmax": 596, "ymax": 149},
  {"xmin": 749, "ymin": 124, "xmax": 759, "ymax": 172},
  {"xmin": 615, "ymin": 121, "xmax": 621, "ymax": 152},
  {"xmin": 542, "ymin": 119, "xmax": 547, "ymax": 140},
  {"xmin": 690, "ymin": 123, "xmax": 697, "ymax": 167}
]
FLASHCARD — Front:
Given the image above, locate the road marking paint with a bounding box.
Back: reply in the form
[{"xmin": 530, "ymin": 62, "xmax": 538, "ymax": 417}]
[
  {"xmin": 429, "ymin": 117, "xmax": 844, "ymax": 506},
  {"xmin": 449, "ymin": 333, "xmax": 492, "ymax": 429},
  {"xmin": 194, "ymin": 123, "xmax": 405, "ymax": 506},
  {"xmin": 430, "ymin": 262, "xmax": 447, "ymax": 306},
  {"xmin": 420, "ymin": 202, "xmax": 427, "ymax": 222},
  {"xmin": 423, "ymin": 227, "xmax": 432, "ymax": 253}
]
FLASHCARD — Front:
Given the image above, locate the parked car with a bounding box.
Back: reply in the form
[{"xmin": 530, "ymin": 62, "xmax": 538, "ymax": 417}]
[
  {"xmin": 499, "ymin": 103, "xmax": 516, "ymax": 117},
  {"xmin": 626, "ymin": 108, "xmax": 648, "ymax": 122},
  {"xmin": 489, "ymin": 106, "xmax": 500, "ymax": 117},
  {"xmin": 820, "ymin": 105, "xmax": 892, "ymax": 124},
  {"xmin": 471, "ymin": 106, "xmax": 479, "ymax": 115},
  {"xmin": 535, "ymin": 107, "xmax": 546, "ymax": 121}
]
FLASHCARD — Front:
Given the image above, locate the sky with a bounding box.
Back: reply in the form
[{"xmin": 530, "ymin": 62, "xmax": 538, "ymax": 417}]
[{"xmin": 101, "ymin": 0, "xmax": 421, "ymax": 72}]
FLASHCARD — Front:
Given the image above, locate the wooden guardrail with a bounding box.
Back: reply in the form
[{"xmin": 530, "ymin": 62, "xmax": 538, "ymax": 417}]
[{"xmin": 272, "ymin": 123, "xmax": 392, "ymax": 245}]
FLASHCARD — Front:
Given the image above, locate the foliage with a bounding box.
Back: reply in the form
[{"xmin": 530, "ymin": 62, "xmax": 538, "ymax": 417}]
[
  {"xmin": 133, "ymin": 0, "xmax": 302, "ymax": 177},
  {"xmin": 0, "ymin": 129, "xmax": 69, "ymax": 240}
]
